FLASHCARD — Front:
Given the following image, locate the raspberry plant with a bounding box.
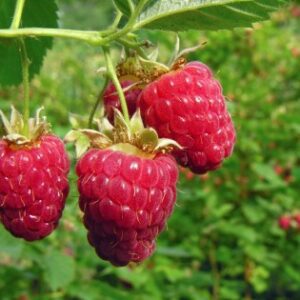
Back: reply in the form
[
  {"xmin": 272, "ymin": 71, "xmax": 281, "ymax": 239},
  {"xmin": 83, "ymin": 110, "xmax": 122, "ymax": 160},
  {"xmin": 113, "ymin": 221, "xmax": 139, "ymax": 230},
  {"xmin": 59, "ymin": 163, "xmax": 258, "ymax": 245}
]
[{"xmin": 0, "ymin": 0, "xmax": 294, "ymax": 297}]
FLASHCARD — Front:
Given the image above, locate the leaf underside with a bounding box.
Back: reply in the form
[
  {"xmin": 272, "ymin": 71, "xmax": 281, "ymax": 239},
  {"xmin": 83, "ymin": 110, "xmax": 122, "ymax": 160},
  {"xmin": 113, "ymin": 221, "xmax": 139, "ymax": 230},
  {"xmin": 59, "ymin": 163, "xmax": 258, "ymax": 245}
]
[
  {"xmin": 0, "ymin": 0, "xmax": 58, "ymax": 86},
  {"xmin": 135, "ymin": 0, "xmax": 287, "ymax": 31}
]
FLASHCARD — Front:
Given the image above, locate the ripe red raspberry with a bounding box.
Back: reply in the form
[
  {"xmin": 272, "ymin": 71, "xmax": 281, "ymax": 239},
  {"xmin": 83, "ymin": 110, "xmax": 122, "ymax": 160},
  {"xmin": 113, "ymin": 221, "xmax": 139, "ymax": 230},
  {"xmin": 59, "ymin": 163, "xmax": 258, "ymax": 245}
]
[
  {"xmin": 278, "ymin": 215, "xmax": 291, "ymax": 231},
  {"xmin": 104, "ymin": 81, "xmax": 141, "ymax": 123},
  {"xmin": 0, "ymin": 135, "xmax": 70, "ymax": 241},
  {"xmin": 293, "ymin": 213, "xmax": 300, "ymax": 228},
  {"xmin": 76, "ymin": 149, "xmax": 178, "ymax": 266},
  {"xmin": 138, "ymin": 61, "xmax": 236, "ymax": 174}
]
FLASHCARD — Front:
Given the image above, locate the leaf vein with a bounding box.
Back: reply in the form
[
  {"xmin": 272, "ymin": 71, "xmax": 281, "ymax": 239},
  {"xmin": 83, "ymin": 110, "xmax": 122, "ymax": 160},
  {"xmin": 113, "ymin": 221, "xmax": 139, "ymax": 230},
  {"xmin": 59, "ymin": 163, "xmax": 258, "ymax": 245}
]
[{"xmin": 225, "ymin": 4, "xmax": 263, "ymax": 19}]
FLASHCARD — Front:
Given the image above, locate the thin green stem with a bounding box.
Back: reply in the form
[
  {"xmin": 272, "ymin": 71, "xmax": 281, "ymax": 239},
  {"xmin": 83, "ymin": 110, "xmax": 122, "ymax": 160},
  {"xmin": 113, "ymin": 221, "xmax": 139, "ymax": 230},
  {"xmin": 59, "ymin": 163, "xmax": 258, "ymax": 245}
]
[
  {"xmin": 111, "ymin": 10, "xmax": 123, "ymax": 29},
  {"xmin": 0, "ymin": 28, "xmax": 104, "ymax": 45},
  {"xmin": 101, "ymin": 0, "xmax": 149, "ymax": 44},
  {"xmin": 117, "ymin": 38, "xmax": 149, "ymax": 59},
  {"xmin": 97, "ymin": 28, "xmax": 118, "ymax": 37},
  {"xmin": 0, "ymin": 0, "xmax": 149, "ymax": 46},
  {"xmin": 127, "ymin": 0, "xmax": 135, "ymax": 14},
  {"xmin": 88, "ymin": 77, "xmax": 109, "ymax": 128},
  {"xmin": 11, "ymin": 0, "xmax": 30, "ymax": 133},
  {"xmin": 102, "ymin": 47, "xmax": 130, "ymax": 124},
  {"xmin": 133, "ymin": 0, "xmax": 149, "ymax": 18},
  {"xmin": 10, "ymin": 0, "xmax": 26, "ymax": 29},
  {"xmin": 19, "ymin": 39, "xmax": 30, "ymax": 135}
]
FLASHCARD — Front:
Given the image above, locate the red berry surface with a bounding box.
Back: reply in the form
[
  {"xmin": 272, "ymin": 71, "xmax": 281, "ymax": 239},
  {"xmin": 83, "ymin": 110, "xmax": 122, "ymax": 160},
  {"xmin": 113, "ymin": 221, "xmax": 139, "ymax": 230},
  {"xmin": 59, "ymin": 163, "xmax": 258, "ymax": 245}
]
[
  {"xmin": 0, "ymin": 135, "xmax": 70, "ymax": 241},
  {"xmin": 278, "ymin": 215, "xmax": 291, "ymax": 230},
  {"xmin": 77, "ymin": 148, "xmax": 178, "ymax": 266},
  {"xmin": 138, "ymin": 61, "xmax": 236, "ymax": 174},
  {"xmin": 104, "ymin": 81, "xmax": 142, "ymax": 123}
]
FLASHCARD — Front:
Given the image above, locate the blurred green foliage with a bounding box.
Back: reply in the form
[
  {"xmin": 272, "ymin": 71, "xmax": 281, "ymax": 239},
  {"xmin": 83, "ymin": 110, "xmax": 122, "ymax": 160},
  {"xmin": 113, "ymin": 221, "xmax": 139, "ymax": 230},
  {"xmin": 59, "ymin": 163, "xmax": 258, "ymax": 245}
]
[{"xmin": 0, "ymin": 1, "xmax": 300, "ymax": 300}]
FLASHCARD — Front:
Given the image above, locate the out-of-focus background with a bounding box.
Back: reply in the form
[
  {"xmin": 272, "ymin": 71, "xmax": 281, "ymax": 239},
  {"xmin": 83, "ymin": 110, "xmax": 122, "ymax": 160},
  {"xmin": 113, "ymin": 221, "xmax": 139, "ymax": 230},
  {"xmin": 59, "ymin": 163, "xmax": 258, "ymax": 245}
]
[{"xmin": 0, "ymin": 1, "xmax": 300, "ymax": 299}]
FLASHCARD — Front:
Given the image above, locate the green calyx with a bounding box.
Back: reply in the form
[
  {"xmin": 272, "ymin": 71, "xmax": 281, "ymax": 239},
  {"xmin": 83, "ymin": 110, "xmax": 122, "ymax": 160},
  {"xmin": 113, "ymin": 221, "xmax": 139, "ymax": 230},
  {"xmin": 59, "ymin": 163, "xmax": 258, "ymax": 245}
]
[
  {"xmin": 65, "ymin": 110, "xmax": 181, "ymax": 158},
  {"xmin": 117, "ymin": 54, "xmax": 170, "ymax": 85},
  {"xmin": 116, "ymin": 40, "xmax": 206, "ymax": 86},
  {"xmin": 0, "ymin": 106, "xmax": 50, "ymax": 147}
]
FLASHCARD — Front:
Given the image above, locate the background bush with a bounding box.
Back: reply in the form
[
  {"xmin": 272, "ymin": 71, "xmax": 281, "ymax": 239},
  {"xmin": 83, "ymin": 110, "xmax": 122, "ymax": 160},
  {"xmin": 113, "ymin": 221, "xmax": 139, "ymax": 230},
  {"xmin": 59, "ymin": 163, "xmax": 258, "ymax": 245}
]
[{"xmin": 0, "ymin": 1, "xmax": 300, "ymax": 299}]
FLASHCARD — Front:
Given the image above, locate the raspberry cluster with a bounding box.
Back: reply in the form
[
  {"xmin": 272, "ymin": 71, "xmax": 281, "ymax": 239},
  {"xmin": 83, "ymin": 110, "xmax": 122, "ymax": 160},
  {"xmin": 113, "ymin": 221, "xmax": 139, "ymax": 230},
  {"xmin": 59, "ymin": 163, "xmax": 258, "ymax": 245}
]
[
  {"xmin": 0, "ymin": 59, "xmax": 237, "ymax": 267},
  {"xmin": 106, "ymin": 61, "xmax": 236, "ymax": 174},
  {"xmin": 78, "ymin": 59, "xmax": 236, "ymax": 265}
]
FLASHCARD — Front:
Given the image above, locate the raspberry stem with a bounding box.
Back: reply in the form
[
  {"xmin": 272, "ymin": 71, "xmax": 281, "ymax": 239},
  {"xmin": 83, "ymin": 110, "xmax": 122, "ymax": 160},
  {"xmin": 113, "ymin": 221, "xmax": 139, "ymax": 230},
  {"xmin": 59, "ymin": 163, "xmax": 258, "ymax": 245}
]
[
  {"xmin": 0, "ymin": 0, "xmax": 149, "ymax": 46},
  {"xmin": 117, "ymin": 38, "xmax": 149, "ymax": 60},
  {"xmin": 100, "ymin": 0, "xmax": 149, "ymax": 45},
  {"xmin": 127, "ymin": 0, "xmax": 135, "ymax": 14},
  {"xmin": 11, "ymin": 0, "xmax": 30, "ymax": 135},
  {"xmin": 110, "ymin": 10, "xmax": 123, "ymax": 29},
  {"xmin": 10, "ymin": 0, "xmax": 26, "ymax": 29},
  {"xmin": 19, "ymin": 39, "xmax": 30, "ymax": 135},
  {"xmin": 88, "ymin": 76, "xmax": 109, "ymax": 128},
  {"xmin": 103, "ymin": 47, "xmax": 130, "ymax": 125}
]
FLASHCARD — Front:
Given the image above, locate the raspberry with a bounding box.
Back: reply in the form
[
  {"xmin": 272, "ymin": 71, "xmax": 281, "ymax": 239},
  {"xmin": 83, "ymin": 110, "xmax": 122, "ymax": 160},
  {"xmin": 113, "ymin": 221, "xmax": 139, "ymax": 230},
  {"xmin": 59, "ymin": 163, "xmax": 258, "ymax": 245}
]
[
  {"xmin": 76, "ymin": 148, "xmax": 178, "ymax": 266},
  {"xmin": 138, "ymin": 61, "xmax": 236, "ymax": 174},
  {"xmin": 278, "ymin": 215, "xmax": 291, "ymax": 231},
  {"xmin": 0, "ymin": 135, "xmax": 70, "ymax": 241},
  {"xmin": 104, "ymin": 81, "xmax": 141, "ymax": 123},
  {"xmin": 294, "ymin": 213, "xmax": 300, "ymax": 228}
]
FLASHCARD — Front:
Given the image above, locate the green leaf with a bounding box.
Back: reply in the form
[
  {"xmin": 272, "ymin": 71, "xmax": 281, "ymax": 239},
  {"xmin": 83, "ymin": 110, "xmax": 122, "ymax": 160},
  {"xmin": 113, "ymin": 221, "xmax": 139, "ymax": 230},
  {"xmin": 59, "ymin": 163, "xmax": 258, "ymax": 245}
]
[
  {"xmin": 211, "ymin": 203, "xmax": 234, "ymax": 218},
  {"xmin": 157, "ymin": 246, "xmax": 191, "ymax": 258},
  {"xmin": 69, "ymin": 281, "xmax": 132, "ymax": 300},
  {"xmin": 0, "ymin": 0, "xmax": 58, "ymax": 86},
  {"xmin": 220, "ymin": 224, "xmax": 258, "ymax": 242},
  {"xmin": 70, "ymin": 280, "xmax": 132, "ymax": 300},
  {"xmin": 43, "ymin": 251, "xmax": 75, "ymax": 291},
  {"xmin": 156, "ymin": 264, "xmax": 187, "ymax": 282},
  {"xmin": 114, "ymin": 0, "xmax": 159, "ymax": 16},
  {"xmin": 242, "ymin": 204, "xmax": 266, "ymax": 224},
  {"xmin": 249, "ymin": 266, "xmax": 269, "ymax": 293},
  {"xmin": 0, "ymin": 227, "xmax": 24, "ymax": 258},
  {"xmin": 252, "ymin": 163, "xmax": 285, "ymax": 190},
  {"xmin": 135, "ymin": 0, "xmax": 287, "ymax": 32}
]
